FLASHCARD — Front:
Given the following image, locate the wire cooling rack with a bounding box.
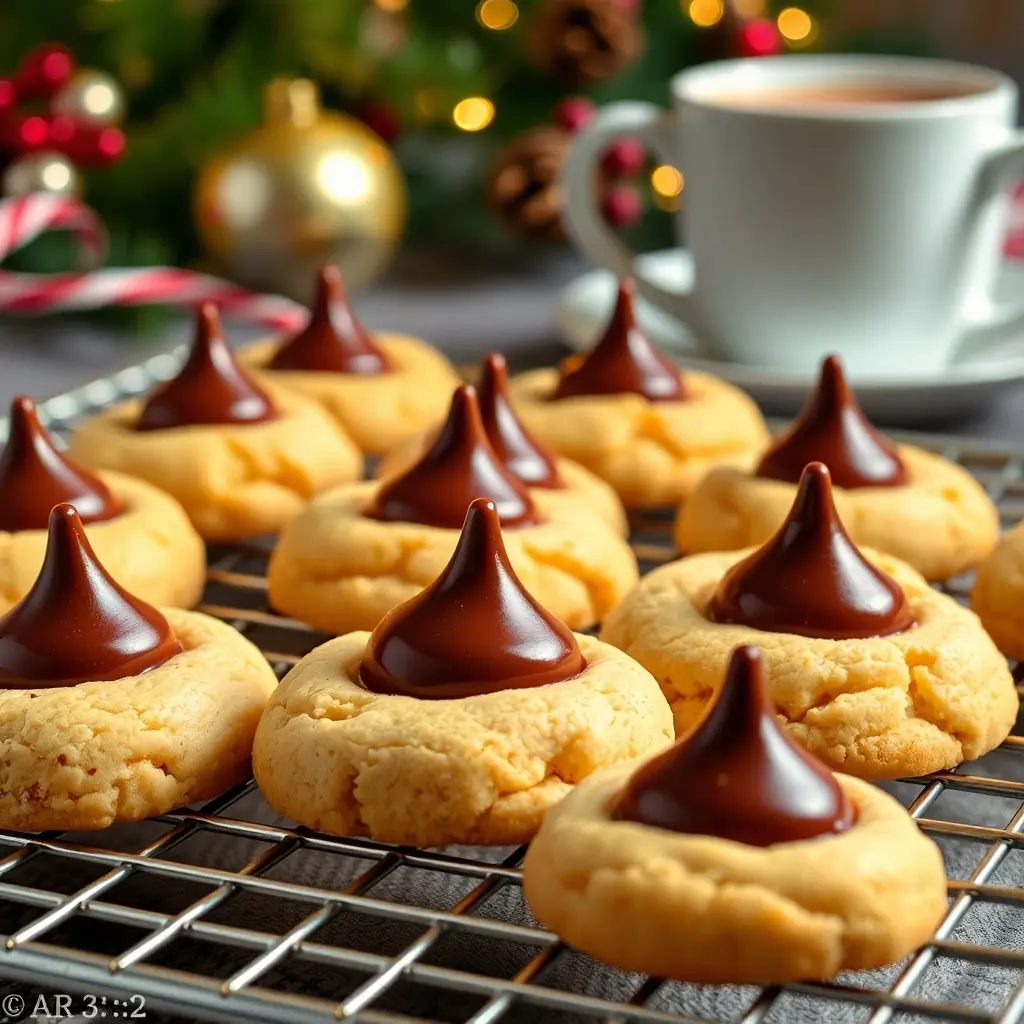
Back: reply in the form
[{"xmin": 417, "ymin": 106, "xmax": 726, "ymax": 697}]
[{"xmin": 3, "ymin": 350, "xmax": 1024, "ymax": 1024}]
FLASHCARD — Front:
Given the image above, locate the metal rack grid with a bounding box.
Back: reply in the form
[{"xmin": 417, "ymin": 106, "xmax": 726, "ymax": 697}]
[{"xmin": 3, "ymin": 353, "xmax": 1024, "ymax": 1023}]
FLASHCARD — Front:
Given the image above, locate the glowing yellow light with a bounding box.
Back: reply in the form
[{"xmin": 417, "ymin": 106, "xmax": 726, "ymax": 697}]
[
  {"xmin": 732, "ymin": 0, "xmax": 765, "ymax": 15},
  {"xmin": 777, "ymin": 7, "xmax": 813, "ymax": 41},
  {"xmin": 82, "ymin": 81, "xmax": 117, "ymax": 119},
  {"xmin": 453, "ymin": 96, "xmax": 495, "ymax": 132},
  {"xmin": 651, "ymin": 165, "xmax": 684, "ymax": 198},
  {"xmin": 40, "ymin": 160, "xmax": 72, "ymax": 192},
  {"xmin": 687, "ymin": 0, "xmax": 724, "ymax": 28},
  {"xmin": 316, "ymin": 153, "xmax": 373, "ymax": 206},
  {"xmin": 476, "ymin": 0, "xmax": 519, "ymax": 30},
  {"xmin": 374, "ymin": 0, "xmax": 409, "ymax": 10}
]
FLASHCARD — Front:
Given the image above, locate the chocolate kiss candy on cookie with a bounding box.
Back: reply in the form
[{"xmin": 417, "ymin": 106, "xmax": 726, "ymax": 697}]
[
  {"xmin": 479, "ymin": 352, "xmax": 563, "ymax": 488},
  {"xmin": 757, "ymin": 355, "xmax": 906, "ymax": 489},
  {"xmin": 361, "ymin": 497, "xmax": 585, "ymax": 698},
  {"xmin": 612, "ymin": 645, "xmax": 854, "ymax": 846},
  {"xmin": 369, "ymin": 384, "xmax": 540, "ymax": 528},
  {"xmin": 552, "ymin": 279, "xmax": 687, "ymax": 402},
  {"xmin": 0, "ymin": 396, "xmax": 124, "ymax": 532},
  {"xmin": 269, "ymin": 265, "xmax": 392, "ymax": 375},
  {"xmin": 137, "ymin": 303, "xmax": 277, "ymax": 431},
  {"xmin": 0, "ymin": 504, "xmax": 182, "ymax": 688},
  {"xmin": 708, "ymin": 462, "xmax": 914, "ymax": 640}
]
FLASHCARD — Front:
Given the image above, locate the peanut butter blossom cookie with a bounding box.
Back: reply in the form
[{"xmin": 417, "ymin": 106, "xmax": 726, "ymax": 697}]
[
  {"xmin": 0, "ymin": 396, "xmax": 204, "ymax": 611},
  {"xmin": 676, "ymin": 355, "xmax": 998, "ymax": 580},
  {"xmin": 254, "ymin": 498, "xmax": 672, "ymax": 846},
  {"xmin": 524, "ymin": 645, "xmax": 947, "ymax": 984},
  {"xmin": 69, "ymin": 303, "xmax": 361, "ymax": 541},
  {"xmin": 378, "ymin": 352, "xmax": 628, "ymax": 534},
  {"xmin": 604, "ymin": 463, "xmax": 1017, "ymax": 779},
  {"xmin": 508, "ymin": 279, "xmax": 769, "ymax": 508},
  {"xmin": 0, "ymin": 504, "xmax": 276, "ymax": 831},
  {"xmin": 239, "ymin": 265, "xmax": 460, "ymax": 454},
  {"xmin": 269, "ymin": 383, "xmax": 638, "ymax": 633}
]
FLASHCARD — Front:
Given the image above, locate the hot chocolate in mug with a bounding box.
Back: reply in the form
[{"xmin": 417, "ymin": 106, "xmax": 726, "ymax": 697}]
[{"xmin": 561, "ymin": 55, "xmax": 1024, "ymax": 376}]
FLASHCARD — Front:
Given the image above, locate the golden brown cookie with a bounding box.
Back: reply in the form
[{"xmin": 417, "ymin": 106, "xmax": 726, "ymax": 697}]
[
  {"xmin": 378, "ymin": 438, "xmax": 628, "ymax": 536},
  {"xmin": 677, "ymin": 355, "xmax": 999, "ymax": 581},
  {"xmin": 1, "ymin": 470, "xmax": 205, "ymax": 613},
  {"xmin": 255, "ymin": 498, "xmax": 672, "ymax": 847},
  {"xmin": 269, "ymin": 481, "xmax": 636, "ymax": 633},
  {"xmin": 68, "ymin": 304, "xmax": 362, "ymax": 542},
  {"xmin": 509, "ymin": 367, "xmax": 768, "ymax": 508},
  {"xmin": 972, "ymin": 519, "xmax": 1024, "ymax": 659},
  {"xmin": 604, "ymin": 464, "xmax": 1017, "ymax": 779},
  {"xmin": 0, "ymin": 505, "xmax": 277, "ymax": 832},
  {"xmin": 676, "ymin": 444, "xmax": 998, "ymax": 582},
  {"xmin": 524, "ymin": 762, "xmax": 945, "ymax": 983},
  {"xmin": 269, "ymin": 383, "xmax": 639, "ymax": 633},
  {"xmin": 239, "ymin": 267, "xmax": 459, "ymax": 455}
]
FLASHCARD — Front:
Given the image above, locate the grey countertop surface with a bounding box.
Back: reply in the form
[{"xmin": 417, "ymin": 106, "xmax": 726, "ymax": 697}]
[{"xmin": 3, "ymin": 256, "xmax": 1024, "ymax": 443}]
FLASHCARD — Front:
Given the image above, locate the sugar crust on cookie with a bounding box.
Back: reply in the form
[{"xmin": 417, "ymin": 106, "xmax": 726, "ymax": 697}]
[
  {"xmin": 601, "ymin": 548, "xmax": 1017, "ymax": 779},
  {"xmin": 68, "ymin": 386, "xmax": 362, "ymax": 541},
  {"xmin": 268, "ymin": 482, "xmax": 639, "ymax": 633},
  {"xmin": 508, "ymin": 368, "xmax": 769, "ymax": 508},
  {"xmin": 523, "ymin": 765, "xmax": 946, "ymax": 984},
  {"xmin": 675, "ymin": 445, "xmax": 999, "ymax": 581},
  {"xmin": 0, "ymin": 610, "xmax": 277, "ymax": 831},
  {"xmin": 241, "ymin": 333, "xmax": 461, "ymax": 455},
  {"xmin": 252, "ymin": 632, "xmax": 674, "ymax": 847}
]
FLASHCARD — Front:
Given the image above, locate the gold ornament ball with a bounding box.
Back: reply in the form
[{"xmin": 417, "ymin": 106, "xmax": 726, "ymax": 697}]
[
  {"xmin": 193, "ymin": 78, "xmax": 407, "ymax": 300},
  {"xmin": 52, "ymin": 68, "xmax": 126, "ymax": 127},
  {"xmin": 2, "ymin": 151, "xmax": 80, "ymax": 198}
]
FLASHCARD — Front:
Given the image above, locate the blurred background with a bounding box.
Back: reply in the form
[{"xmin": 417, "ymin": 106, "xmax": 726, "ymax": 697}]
[{"xmin": 2, "ymin": 0, "xmax": 1022, "ymax": 311}]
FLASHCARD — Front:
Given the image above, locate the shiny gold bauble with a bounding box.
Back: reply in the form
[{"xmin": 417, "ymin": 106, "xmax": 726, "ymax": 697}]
[
  {"xmin": 52, "ymin": 68, "xmax": 126, "ymax": 127},
  {"xmin": 2, "ymin": 151, "xmax": 80, "ymax": 198},
  {"xmin": 193, "ymin": 78, "xmax": 407, "ymax": 299}
]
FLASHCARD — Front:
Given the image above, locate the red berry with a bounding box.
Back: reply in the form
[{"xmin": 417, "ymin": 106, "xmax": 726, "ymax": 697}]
[
  {"xmin": 736, "ymin": 19, "xmax": 781, "ymax": 57},
  {"xmin": 14, "ymin": 115, "xmax": 49, "ymax": 151},
  {"xmin": 47, "ymin": 114, "xmax": 78, "ymax": 149},
  {"xmin": 15, "ymin": 44, "xmax": 75, "ymax": 99},
  {"xmin": 554, "ymin": 96, "xmax": 596, "ymax": 134},
  {"xmin": 62, "ymin": 124, "xmax": 126, "ymax": 166},
  {"xmin": 601, "ymin": 186, "xmax": 643, "ymax": 228},
  {"xmin": 601, "ymin": 138, "xmax": 645, "ymax": 178}
]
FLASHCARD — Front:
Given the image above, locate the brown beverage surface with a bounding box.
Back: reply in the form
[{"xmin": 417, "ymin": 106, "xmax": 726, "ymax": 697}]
[{"xmin": 708, "ymin": 82, "xmax": 979, "ymax": 109}]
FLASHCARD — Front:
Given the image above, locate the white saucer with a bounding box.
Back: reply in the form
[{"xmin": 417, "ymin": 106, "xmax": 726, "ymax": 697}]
[{"xmin": 556, "ymin": 249, "xmax": 1024, "ymax": 426}]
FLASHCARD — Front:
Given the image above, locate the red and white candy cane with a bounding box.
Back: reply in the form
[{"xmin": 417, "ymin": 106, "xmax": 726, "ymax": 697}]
[{"xmin": 0, "ymin": 193, "xmax": 307, "ymax": 332}]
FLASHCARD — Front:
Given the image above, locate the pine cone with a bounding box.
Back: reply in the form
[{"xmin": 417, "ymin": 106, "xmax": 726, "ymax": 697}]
[
  {"xmin": 487, "ymin": 128, "xmax": 573, "ymax": 244},
  {"xmin": 528, "ymin": 0, "xmax": 643, "ymax": 86}
]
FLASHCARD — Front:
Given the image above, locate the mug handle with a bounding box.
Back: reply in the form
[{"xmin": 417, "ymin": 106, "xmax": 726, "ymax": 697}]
[
  {"xmin": 956, "ymin": 130, "xmax": 1024, "ymax": 349},
  {"xmin": 560, "ymin": 102, "xmax": 700, "ymax": 328}
]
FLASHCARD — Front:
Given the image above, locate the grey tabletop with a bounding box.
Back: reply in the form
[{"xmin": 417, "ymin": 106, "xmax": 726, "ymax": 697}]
[{"xmin": 3, "ymin": 255, "xmax": 1024, "ymax": 442}]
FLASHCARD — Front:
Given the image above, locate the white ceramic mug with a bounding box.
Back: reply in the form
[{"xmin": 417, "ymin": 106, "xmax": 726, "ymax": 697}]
[{"xmin": 561, "ymin": 55, "xmax": 1024, "ymax": 376}]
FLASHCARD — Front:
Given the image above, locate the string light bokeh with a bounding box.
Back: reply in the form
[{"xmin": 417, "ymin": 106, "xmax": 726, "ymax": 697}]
[
  {"xmin": 453, "ymin": 96, "xmax": 495, "ymax": 131},
  {"xmin": 476, "ymin": 0, "xmax": 519, "ymax": 30}
]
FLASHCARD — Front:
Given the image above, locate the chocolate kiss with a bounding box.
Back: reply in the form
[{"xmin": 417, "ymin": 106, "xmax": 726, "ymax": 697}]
[
  {"xmin": 0, "ymin": 504, "xmax": 182, "ymax": 688},
  {"xmin": 757, "ymin": 355, "xmax": 906, "ymax": 489},
  {"xmin": 0, "ymin": 396, "xmax": 124, "ymax": 532},
  {"xmin": 613, "ymin": 645, "xmax": 854, "ymax": 846},
  {"xmin": 369, "ymin": 384, "xmax": 540, "ymax": 529},
  {"xmin": 708, "ymin": 463, "xmax": 914, "ymax": 640},
  {"xmin": 137, "ymin": 304, "xmax": 277, "ymax": 431},
  {"xmin": 269, "ymin": 265, "xmax": 392, "ymax": 375},
  {"xmin": 552, "ymin": 279, "xmax": 686, "ymax": 402},
  {"xmin": 361, "ymin": 497, "xmax": 585, "ymax": 698},
  {"xmin": 479, "ymin": 353, "xmax": 563, "ymax": 488}
]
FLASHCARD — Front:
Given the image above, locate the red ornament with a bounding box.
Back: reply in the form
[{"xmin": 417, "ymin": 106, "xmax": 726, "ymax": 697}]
[
  {"xmin": 736, "ymin": 18, "xmax": 781, "ymax": 57},
  {"xmin": 13, "ymin": 115, "xmax": 49, "ymax": 152},
  {"xmin": 62, "ymin": 125, "xmax": 126, "ymax": 166},
  {"xmin": 554, "ymin": 96, "xmax": 596, "ymax": 134},
  {"xmin": 358, "ymin": 102, "xmax": 401, "ymax": 144},
  {"xmin": 601, "ymin": 138, "xmax": 645, "ymax": 178},
  {"xmin": 601, "ymin": 185, "xmax": 643, "ymax": 227},
  {"xmin": 14, "ymin": 45, "xmax": 75, "ymax": 100}
]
